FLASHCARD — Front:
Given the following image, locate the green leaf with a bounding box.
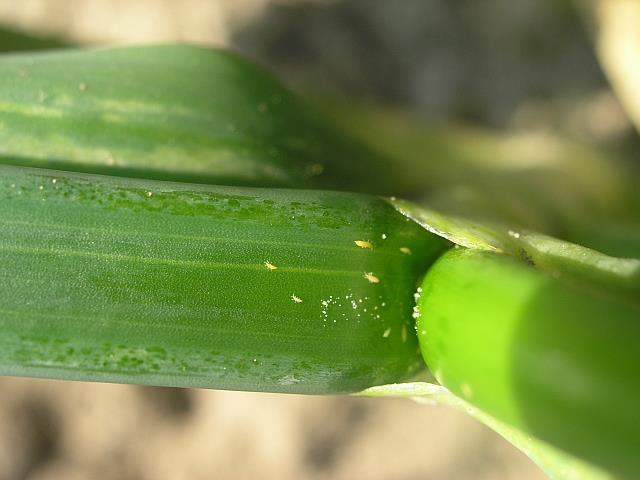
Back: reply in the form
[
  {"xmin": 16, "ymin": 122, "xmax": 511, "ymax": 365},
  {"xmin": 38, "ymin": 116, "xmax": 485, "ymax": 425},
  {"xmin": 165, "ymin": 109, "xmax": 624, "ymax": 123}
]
[
  {"xmin": 0, "ymin": 45, "xmax": 398, "ymax": 193},
  {"xmin": 383, "ymin": 199, "xmax": 639, "ymax": 476},
  {"xmin": 0, "ymin": 164, "xmax": 448, "ymax": 394},
  {"xmin": 390, "ymin": 198, "xmax": 640, "ymax": 295}
]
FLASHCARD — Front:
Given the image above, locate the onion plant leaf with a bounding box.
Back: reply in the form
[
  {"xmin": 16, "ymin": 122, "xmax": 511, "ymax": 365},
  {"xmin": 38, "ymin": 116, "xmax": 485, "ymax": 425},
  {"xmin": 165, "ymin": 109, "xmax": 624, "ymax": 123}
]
[
  {"xmin": 0, "ymin": 164, "xmax": 448, "ymax": 394},
  {"xmin": 0, "ymin": 44, "xmax": 398, "ymax": 193}
]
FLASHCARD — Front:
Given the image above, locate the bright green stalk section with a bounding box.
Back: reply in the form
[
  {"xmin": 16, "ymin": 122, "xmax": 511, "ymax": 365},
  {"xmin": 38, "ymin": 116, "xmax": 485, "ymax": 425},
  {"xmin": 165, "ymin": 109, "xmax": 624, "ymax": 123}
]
[
  {"xmin": 0, "ymin": 45, "xmax": 397, "ymax": 193},
  {"xmin": 416, "ymin": 248, "xmax": 640, "ymax": 478},
  {"xmin": 0, "ymin": 164, "xmax": 448, "ymax": 394}
]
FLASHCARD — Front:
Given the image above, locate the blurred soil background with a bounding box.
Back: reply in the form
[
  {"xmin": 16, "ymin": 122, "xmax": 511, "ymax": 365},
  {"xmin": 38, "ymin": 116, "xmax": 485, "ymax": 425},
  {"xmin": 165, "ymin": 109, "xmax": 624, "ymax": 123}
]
[{"xmin": 0, "ymin": 1, "xmax": 634, "ymax": 479}]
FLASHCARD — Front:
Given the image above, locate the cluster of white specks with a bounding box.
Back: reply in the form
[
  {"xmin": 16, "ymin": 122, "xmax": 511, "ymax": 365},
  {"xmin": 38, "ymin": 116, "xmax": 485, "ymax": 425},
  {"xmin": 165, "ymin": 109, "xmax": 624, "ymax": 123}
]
[
  {"xmin": 320, "ymin": 292, "xmax": 382, "ymax": 325},
  {"xmin": 321, "ymin": 298, "xmax": 330, "ymax": 322},
  {"xmin": 291, "ymin": 294, "xmax": 303, "ymax": 303},
  {"xmin": 264, "ymin": 261, "xmax": 278, "ymax": 271},
  {"xmin": 508, "ymin": 230, "xmax": 521, "ymax": 239},
  {"xmin": 412, "ymin": 287, "xmax": 423, "ymax": 319},
  {"xmin": 320, "ymin": 295, "xmax": 339, "ymax": 324}
]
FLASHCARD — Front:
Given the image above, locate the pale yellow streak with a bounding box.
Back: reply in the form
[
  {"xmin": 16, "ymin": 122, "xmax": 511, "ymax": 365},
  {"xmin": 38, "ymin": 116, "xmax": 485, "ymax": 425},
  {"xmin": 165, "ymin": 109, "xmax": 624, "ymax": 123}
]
[{"xmin": 590, "ymin": 0, "xmax": 640, "ymax": 132}]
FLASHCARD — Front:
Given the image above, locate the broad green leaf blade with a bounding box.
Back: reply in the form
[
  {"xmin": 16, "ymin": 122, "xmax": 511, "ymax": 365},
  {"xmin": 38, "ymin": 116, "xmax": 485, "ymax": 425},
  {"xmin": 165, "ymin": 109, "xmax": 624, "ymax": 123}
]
[
  {"xmin": 0, "ymin": 164, "xmax": 448, "ymax": 394},
  {"xmin": 0, "ymin": 45, "xmax": 398, "ymax": 193},
  {"xmin": 358, "ymin": 383, "xmax": 614, "ymax": 480},
  {"xmin": 416, "ymin": 248, "xmax": 640, "ymax": 477}
]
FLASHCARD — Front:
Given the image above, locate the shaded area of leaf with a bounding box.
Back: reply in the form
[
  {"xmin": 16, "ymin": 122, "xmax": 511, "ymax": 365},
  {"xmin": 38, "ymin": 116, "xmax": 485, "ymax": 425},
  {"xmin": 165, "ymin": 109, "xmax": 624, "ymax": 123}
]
[{"xmin": 0, "ymin": 25, "xmax": 69, "ymax": 52}]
